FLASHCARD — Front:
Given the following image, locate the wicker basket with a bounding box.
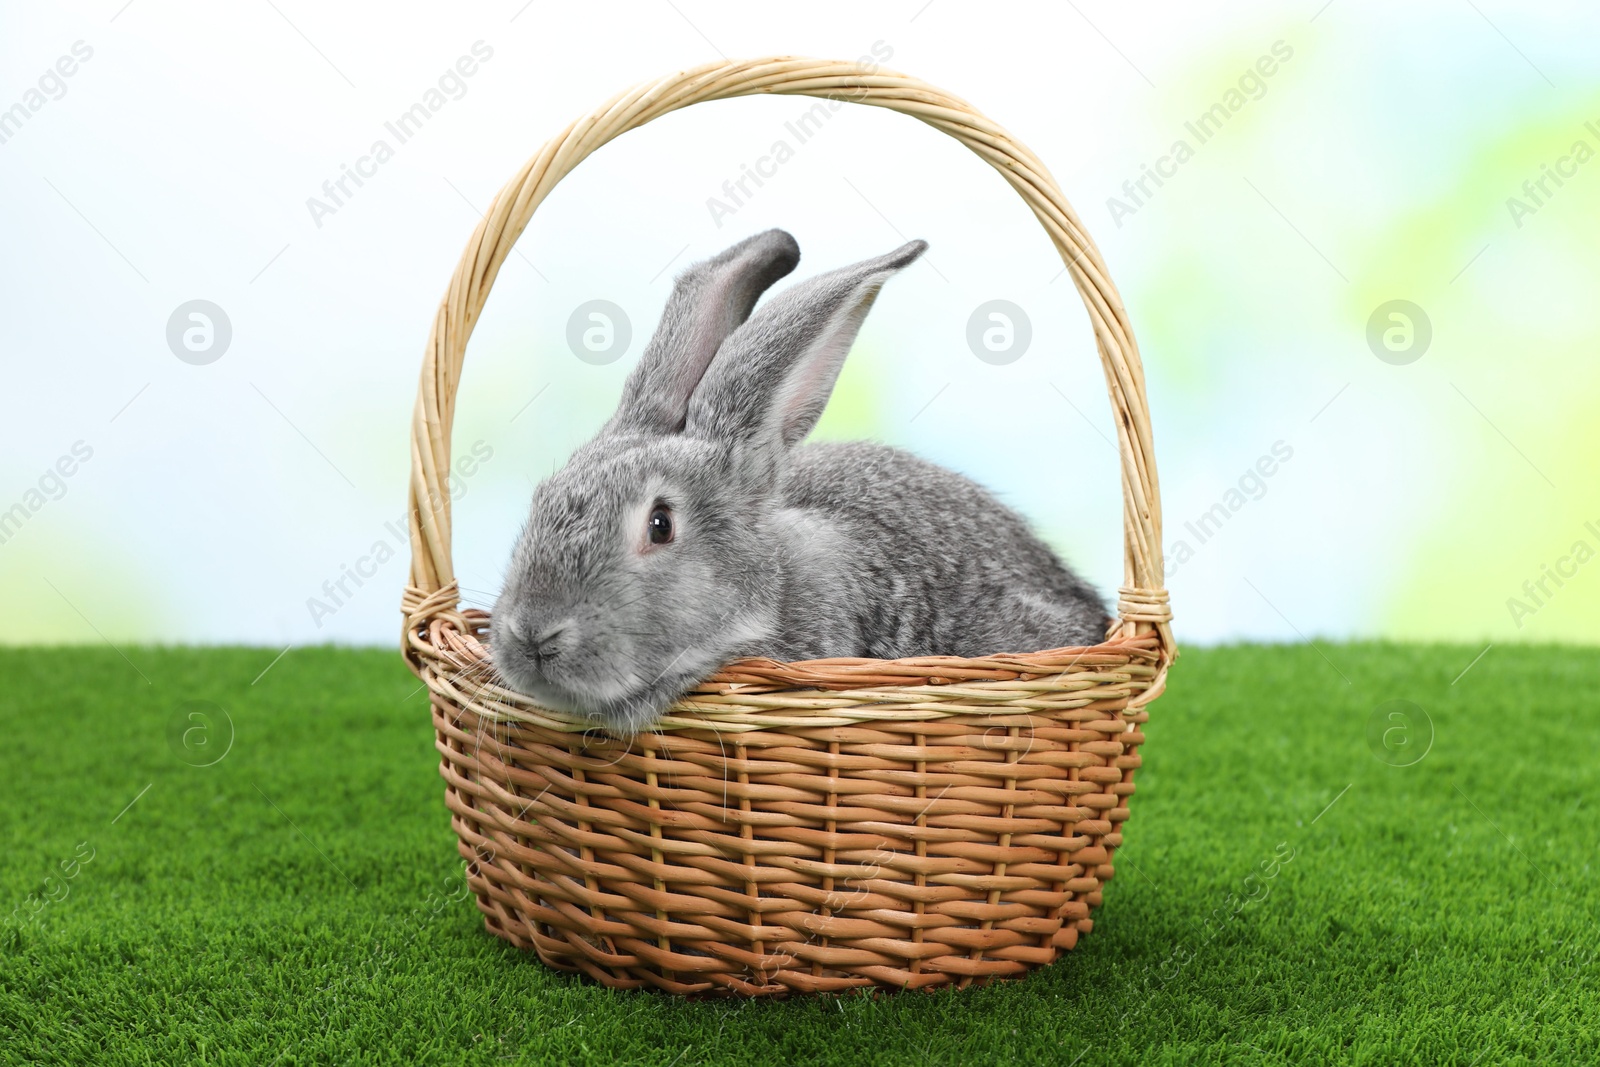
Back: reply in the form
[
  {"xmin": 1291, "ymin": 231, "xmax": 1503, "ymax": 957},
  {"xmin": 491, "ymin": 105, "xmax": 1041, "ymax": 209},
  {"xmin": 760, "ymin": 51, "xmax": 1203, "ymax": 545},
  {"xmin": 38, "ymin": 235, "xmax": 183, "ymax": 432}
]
[{"xmin": 400, "ymin": 56, "xmax": 1174, "ymax": 996}]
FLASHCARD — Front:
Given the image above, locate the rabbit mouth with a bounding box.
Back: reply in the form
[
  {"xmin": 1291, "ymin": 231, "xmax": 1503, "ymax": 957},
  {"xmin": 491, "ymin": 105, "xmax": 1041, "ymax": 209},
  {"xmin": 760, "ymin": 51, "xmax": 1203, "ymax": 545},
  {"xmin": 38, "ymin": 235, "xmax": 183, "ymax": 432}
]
[
  {"xmin": 496, "ymin": 662, "xmax": 649, "ymax": 715},
  {"xmin": 512, "ymin": 653, "xmax": 722, "ymax": 732},
  {"xmin": 489, "ymin": 615, "xmax": 773, "ymax": 730}
]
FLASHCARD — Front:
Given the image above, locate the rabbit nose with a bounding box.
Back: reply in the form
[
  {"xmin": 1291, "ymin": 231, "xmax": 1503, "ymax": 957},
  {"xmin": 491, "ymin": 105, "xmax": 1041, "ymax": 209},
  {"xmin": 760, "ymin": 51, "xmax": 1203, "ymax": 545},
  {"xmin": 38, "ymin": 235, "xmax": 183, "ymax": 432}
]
[{"xmin": 533, "ymin": 620, "xmax": 574, "ymax": 663}]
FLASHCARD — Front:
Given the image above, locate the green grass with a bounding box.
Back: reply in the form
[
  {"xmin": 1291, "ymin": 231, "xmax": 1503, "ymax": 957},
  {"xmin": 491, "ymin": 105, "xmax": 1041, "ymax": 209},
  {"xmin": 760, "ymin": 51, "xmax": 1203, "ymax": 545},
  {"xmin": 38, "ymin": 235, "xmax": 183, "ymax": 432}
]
[{"xmin": 1, "ymin": 642, "xmax": 1596, "ymax": 1065}]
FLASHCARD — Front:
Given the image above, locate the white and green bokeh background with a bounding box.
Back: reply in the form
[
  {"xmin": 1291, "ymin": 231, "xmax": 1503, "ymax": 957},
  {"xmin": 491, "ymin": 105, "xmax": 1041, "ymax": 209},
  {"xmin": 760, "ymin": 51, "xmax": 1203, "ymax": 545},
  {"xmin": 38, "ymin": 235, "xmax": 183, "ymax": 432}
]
[{"xmin": 2, "ymin": 1, "xmax": 1595, "ymax": 648}]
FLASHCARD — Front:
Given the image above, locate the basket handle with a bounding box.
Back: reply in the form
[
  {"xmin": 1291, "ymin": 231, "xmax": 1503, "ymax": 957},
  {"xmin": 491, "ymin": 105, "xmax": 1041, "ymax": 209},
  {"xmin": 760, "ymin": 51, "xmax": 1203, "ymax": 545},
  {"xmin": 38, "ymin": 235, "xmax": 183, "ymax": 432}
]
[{"xmin": 404, "ymin": 56, "xmax": 1173, "ymax": 669}]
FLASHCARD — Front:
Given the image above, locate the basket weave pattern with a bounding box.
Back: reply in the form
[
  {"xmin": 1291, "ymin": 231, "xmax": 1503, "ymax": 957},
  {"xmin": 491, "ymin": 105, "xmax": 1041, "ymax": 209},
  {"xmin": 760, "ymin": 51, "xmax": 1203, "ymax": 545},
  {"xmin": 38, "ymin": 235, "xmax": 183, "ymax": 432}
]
[{"xmin": 402, "ymin": 57, "xmax": 1173, "ymax": 995}]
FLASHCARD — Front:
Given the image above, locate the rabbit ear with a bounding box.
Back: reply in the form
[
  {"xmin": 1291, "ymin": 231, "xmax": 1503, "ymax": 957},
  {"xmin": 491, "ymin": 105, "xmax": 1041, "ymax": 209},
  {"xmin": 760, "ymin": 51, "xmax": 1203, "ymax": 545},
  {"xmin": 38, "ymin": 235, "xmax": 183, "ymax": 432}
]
[
  {"xmin": 606, "ymin": 229, "xmax": 800, "ymax": 435},
  {"xmin": 685, "ymin": 239, "xmax": 926, "ymax": 449}
]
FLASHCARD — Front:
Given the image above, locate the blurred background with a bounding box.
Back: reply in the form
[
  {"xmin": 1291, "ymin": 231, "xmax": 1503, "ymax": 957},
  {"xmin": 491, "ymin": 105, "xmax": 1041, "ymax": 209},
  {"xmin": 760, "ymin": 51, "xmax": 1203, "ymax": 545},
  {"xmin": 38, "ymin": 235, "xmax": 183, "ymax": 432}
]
[{"xmin": 2, "ymin": 0, "xmax": 1595, "ymax": 649}]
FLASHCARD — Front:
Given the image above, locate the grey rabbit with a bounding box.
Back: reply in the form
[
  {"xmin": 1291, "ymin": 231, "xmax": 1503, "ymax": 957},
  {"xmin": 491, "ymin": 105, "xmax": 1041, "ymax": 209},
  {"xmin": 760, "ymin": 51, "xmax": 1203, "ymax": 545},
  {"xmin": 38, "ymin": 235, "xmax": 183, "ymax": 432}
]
[{"xmin": 490, "ymin": 229, "xmax": 1108, "ymax": 732}]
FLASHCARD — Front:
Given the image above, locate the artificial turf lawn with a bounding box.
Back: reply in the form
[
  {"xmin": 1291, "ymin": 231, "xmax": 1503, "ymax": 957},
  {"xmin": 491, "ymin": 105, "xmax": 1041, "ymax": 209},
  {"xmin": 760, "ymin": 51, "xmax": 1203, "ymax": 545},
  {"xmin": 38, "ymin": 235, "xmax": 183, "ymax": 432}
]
[{"xmin": 1, "ymin": 643, "xmax": 1596, "ymax": 1066}]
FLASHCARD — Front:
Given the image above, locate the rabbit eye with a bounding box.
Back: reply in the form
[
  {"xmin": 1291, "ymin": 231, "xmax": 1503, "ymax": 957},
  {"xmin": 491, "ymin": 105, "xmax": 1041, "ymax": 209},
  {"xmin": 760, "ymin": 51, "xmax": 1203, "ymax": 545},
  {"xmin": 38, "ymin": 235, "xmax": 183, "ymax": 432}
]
[{"xmin": 647, "ymin": 504, "xmax": 674, "ymax": 545}]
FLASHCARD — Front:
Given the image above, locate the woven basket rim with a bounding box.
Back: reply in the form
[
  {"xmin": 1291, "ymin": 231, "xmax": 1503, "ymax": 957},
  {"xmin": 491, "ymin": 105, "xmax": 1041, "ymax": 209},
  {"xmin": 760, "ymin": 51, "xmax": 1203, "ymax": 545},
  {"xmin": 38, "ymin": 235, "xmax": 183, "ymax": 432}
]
[
  {"xmin": 427, "ymin": 602, "xmax": 1162, "ymax": 690},
  {"xmin": 407, "ymin": 604, "xmax": 1164, "ymax": 735}
]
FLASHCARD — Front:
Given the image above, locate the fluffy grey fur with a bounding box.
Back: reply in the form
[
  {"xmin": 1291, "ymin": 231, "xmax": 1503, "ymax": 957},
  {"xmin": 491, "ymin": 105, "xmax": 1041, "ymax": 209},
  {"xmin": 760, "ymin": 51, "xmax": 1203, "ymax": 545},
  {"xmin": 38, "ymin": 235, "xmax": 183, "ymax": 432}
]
[{"xmin": 491, "ymin": 229, "xmax": 1108, "ymax": 732}]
